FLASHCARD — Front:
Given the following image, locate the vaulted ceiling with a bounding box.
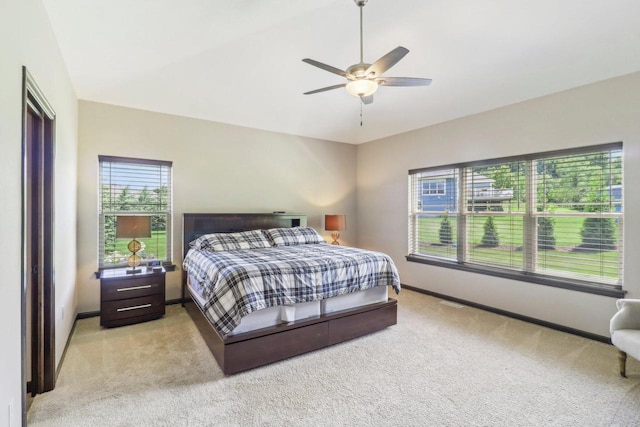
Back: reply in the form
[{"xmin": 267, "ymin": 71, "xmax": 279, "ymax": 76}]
[{"xmin": 42, "ymin": 0, "xmax": 640, "ymax": 144}]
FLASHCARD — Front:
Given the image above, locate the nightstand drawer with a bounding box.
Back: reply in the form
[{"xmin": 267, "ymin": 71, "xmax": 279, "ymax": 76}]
[
  {"xmin": 100, "ymin": 294, "xmax": 165, "ymax": 326},
  {"xmin": 101, "ymin": 275, "xmax": 164, "ymax": 301}
]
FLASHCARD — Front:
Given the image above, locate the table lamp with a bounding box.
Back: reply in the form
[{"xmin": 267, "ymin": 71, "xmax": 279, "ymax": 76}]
[
  {"xmin": 116, "ymin": 216, "xmax": 151, "ymax": 274},
  {"xmin": 325, "ymin": 214, "xmax": 346, "ymax": 245}
]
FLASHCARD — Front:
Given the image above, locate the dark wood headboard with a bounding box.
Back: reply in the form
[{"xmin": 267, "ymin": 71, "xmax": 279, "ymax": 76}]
[
  {"xmin": 182, "ymin": 213, "xmax": 307, "ymax": 258},
  {"xmin": 181, "ymin": 213, "xmax": 307, "ymax": 295}
]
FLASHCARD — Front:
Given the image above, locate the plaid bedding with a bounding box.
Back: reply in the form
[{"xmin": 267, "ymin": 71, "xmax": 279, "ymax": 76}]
[
  {"xmin": 263, "ymin": 226, "xmax": 325, "ymax": 246},
  {"xmin": 183, "ymin": 244, "xmax": 401, "ymax": 337},
  {"xmin": 190, "ymin": 229, "xmax": 272, "ymax": 251}
]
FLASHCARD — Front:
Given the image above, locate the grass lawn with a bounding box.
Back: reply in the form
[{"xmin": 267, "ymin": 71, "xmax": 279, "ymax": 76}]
[
  {"xmin": 415, "ymin": 210, "xmax": 620, "ymax": 280},
  {"xmin": 109, "ymin": 230, "xmax": 167, "ymax": 263}
]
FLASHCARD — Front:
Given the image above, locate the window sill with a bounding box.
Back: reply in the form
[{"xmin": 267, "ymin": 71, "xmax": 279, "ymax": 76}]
[{"xmin": 406, "ymin": 254, "xmax": 625, "ymax": 298}]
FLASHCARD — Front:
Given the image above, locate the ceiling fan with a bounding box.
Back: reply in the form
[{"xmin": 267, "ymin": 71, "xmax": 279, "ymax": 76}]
[{"xmin": 302, "ymin": 0, "xmax": 432, "ymax": 105}]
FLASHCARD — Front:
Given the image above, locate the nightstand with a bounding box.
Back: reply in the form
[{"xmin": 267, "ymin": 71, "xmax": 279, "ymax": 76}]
[{"xmin": 100, "ymin": 267, "xmax": 166, "ymax": 327}]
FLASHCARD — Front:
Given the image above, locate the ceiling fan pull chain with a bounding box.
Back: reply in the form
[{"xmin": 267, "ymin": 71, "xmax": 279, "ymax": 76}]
[{"xmin": 360, "ymin": 101, "xmax": 364, "ymax": 127}]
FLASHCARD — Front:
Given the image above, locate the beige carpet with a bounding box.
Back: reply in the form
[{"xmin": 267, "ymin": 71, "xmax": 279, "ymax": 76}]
[{"xmin": 28, "ymin": 290, "xmax": 640, "ymax": 426}]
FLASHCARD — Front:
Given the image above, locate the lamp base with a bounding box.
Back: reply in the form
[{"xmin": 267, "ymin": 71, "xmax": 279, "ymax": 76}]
[
  {"xmin": 331, "ymin": 231, "xmax": 341, "ymax": 245},
  {"xmin": 126, "ymin": 247, "xmax": 143, "ymax": 274}
]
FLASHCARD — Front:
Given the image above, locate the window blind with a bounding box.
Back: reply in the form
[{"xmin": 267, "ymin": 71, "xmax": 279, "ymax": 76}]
[
  {"xmin": 98, "ymin": 156, "xmax": 173, "ymax": 269},
  {"xmin": 408, "ymin": 143, "xmax": 623, "ymax": 292},
  {"xmin": 533, "ymin": 150, "xmax": 623, "ymax": 285},
  {"xmin": 465, "ymin": 162, "xmax": 527, "ymax": 271},
  {"xmin": 409, "ymin": 169, "xmax": 459, "ymax": 261}
]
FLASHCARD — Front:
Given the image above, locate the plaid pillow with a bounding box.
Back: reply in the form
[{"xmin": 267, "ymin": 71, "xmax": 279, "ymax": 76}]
[
  {"xmin": 264, "ymin": 227, "xmax": 325, "ymax": 246},
  {"xmin": 190, "ymin": 230, "xmax": 272, "ymax": 251}
]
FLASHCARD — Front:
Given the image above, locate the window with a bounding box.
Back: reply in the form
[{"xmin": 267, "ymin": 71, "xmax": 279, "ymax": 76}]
[
  {"xmin": 408, "ymin": 143, "xmax": 623, "ymax": 296},
  {"xmin": 98, "ymin": 156, "xmax": 172, "ymax": 269},
  {"xmin": 423, "ymin": 179, "xmax": 446, "ymax": 195}
]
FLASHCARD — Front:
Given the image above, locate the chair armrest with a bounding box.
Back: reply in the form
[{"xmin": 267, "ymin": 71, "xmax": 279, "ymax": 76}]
[{"xmin": 610, "ymin": 299, "xmax": 640, "ymax": 333}]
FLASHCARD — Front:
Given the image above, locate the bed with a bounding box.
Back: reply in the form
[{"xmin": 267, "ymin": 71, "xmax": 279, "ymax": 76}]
[{"xmin": 182, "ymin": 213, "xmax": 400, "ymax": 374}]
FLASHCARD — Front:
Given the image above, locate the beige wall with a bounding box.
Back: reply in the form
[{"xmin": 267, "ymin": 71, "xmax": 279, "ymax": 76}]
[
  {"xmin": 357, "ymin": 72, "xmax": 640, "ymax": 337},
  {"xmin": 0, "ymin": 0, "xmax": 78, "ymax": 423},
  {"xmin": 77, "ymin": 101, "xmax": 357, "ymax": 312}
]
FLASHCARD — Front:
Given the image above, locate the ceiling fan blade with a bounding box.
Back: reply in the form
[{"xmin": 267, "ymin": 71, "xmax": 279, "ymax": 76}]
[
  {"xmin": 361, "ymin": 95, "xmax": 374, "ymax": 105},
  {"xmin": 376, "ymin": 77, "xmax": 432, "ymax": 87},
  {"xmin": 303, "ymin": 83, "xmax": 347, "ymax": 95},
  {"xmin": 302, "ymin": 58, "xmax": 347, "ymax": 77},
  {"xmin": 365, "ymin": 46, "xmax": 409, "ymax": 77}
]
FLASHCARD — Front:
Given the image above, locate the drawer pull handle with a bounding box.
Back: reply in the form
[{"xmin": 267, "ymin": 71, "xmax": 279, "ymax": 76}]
[
  {"xmin": 117, "ymin": 304, "xmax": 152, "ymax": 312},
  {"xmin": 117, "ymin": 284, "xmax": 153, "ymax": 292}
]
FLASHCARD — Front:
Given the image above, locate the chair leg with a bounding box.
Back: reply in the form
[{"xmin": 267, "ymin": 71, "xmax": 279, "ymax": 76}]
[{"xmin": 618, "ymin": 350, "xmax": 627, "ymax": 378}]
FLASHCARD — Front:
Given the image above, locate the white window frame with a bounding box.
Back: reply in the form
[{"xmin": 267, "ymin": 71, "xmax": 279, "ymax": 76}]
[
  {"xmin": 408, "ymin": 143, "xmax": 624, "ymax": 297},
  {"xmin": 98, "ymin": 155, "xmax": 173, "ymax": 269}
]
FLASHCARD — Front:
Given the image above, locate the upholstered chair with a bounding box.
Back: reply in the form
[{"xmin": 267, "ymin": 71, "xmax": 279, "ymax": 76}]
[{"xmin": 610, "ymin": 299, "xmax": 640, "ymax": 377}]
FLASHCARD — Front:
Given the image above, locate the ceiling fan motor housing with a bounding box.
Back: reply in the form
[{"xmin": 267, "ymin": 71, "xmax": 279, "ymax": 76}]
[{"xmin": 346, "ymin": 63, "xmax": 373, "ymax": 79}]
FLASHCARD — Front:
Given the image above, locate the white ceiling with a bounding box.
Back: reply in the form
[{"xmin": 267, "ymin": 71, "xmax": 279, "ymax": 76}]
[{"xmin": 42, "ymin": 0, "xmax": 640, "ymax": 144}]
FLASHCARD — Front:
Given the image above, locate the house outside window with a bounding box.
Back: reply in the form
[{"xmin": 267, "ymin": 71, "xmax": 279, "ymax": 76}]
[
  {"xmin": 98, "ymin": 156, "xmax": 173, "ymax": 269},
  {"xmin": 408, "ymin": 143, "xmax": 623, "ymax": 296}
]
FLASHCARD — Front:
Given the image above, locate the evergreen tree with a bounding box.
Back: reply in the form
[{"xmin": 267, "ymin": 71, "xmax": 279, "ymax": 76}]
[
  {"xmin": 481, "ymin": 216, "xmax": 499, "ymax": 247},
  {"xmin": 137, "ymin": 186, "xmax": 153, "ymax": 209},
  {"xmin": 581, "ymin": 218, "xmax": 616, "ymax": 250},
  {"xmin": 580, "ymin": 190, "xmax": 616, "ymax": 250},
  {"xmin": 537, "ymin": 217, "xmax": 556, "ymax": 250},
  {"xmin": 117, "ymin": 186, "xmax": 135, "ymax": 210},
  {"xmin": 152, "ymin": 186, "xmax": 168, "ymax": 230},
  {"xmin": 439, "ymin": 216, "xmax": 453, "ymax": 244}
]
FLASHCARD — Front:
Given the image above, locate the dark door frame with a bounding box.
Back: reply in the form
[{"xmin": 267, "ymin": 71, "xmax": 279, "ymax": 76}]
[{"xmin": 21, "ymin": 67, "xmax": 56, "ymax": 418}]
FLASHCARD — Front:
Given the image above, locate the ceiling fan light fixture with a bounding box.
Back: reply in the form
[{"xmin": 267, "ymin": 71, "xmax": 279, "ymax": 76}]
[{"xmin": 346, "ymin": 79, "xmax": 378, "ymax": 97}]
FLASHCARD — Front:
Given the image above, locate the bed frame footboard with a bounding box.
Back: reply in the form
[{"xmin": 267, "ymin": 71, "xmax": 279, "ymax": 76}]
[{"xmin": 184, "ymin": 293, "xmax": 397, "ymax": 375}]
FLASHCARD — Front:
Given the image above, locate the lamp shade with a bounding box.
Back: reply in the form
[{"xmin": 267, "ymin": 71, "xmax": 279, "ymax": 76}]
[
  {"xmin": 116, "ymin": 216, "xmax": 152, "ymax": 239},
  {"xmin": 325, "ymin": 214, "xmax": 346, "ymax": 231}
]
